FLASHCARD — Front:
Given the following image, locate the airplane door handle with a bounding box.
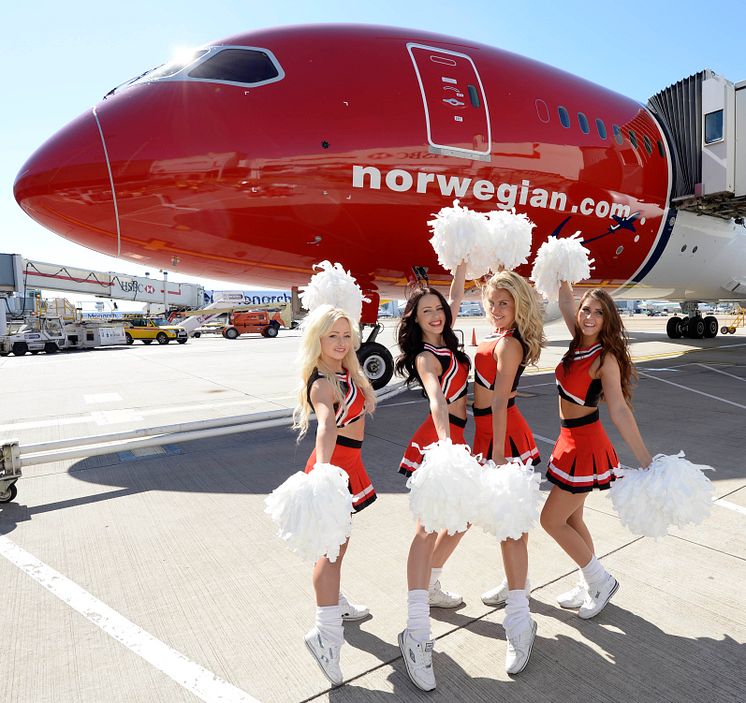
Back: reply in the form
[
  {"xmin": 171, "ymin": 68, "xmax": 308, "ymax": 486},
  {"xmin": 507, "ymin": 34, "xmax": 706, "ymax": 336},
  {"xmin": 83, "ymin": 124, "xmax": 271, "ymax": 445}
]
[{"xmin": 443, "ymin": 97, "xmax": 465, "ymax": 107}]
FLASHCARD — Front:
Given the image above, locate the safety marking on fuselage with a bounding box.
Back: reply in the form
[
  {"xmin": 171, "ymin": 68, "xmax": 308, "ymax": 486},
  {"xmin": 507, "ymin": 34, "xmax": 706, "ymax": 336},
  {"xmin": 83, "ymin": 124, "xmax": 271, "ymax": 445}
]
[{"xmin": 0, "ymin": 536, "xmax": 261, "ymax": 703}]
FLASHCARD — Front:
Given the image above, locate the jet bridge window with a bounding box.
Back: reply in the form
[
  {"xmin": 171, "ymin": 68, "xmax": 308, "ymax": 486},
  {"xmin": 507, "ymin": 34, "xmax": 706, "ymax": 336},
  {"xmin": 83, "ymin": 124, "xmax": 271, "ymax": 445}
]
[
  {"xmin": 188, "ymin": 48, "xmax": 281, "ymax": 85},
  {"xmin": 704, "ymin": 110, "xmax": 724, "ymax": 144}
]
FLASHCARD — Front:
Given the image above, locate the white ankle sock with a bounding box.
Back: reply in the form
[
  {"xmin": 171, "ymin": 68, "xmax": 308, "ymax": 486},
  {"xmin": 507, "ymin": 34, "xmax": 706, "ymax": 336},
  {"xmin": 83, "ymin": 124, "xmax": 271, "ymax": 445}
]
[
  {"xmin": 315, "ymin": 605, "xmax": 344, "ymax": 647},
  {"xmin": 503, "ymin": 590, "xmax": 530, "ymax": 640},
  {"xmin": 580, "ymin": 556, "xmax": 608, "ymax": 588},
  {"xmin": 407, "ymin": 589, "xmax": 431, "ymax": 642},
  {"xmin": 428, "ymin": 567, "xmax": 443, "ymax": 591}
]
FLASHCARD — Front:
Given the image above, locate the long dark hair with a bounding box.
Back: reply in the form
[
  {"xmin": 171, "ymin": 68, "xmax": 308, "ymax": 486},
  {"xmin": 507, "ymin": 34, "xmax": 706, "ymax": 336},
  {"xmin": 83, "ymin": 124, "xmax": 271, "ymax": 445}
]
[
  {"xmin": 562, "ymin": 288, "xmax": 636, "ymax": 404},
  {"xmin": 395, "ymin": 287, "xmax": 471, "ymax": 387}
]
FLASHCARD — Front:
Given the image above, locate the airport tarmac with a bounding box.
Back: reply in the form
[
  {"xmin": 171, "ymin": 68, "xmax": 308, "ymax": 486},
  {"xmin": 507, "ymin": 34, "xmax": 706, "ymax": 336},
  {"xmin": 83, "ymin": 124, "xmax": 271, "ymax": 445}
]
[{"xmin": 0, "ymin": 316, "xmax": 744, "ymax": 703}]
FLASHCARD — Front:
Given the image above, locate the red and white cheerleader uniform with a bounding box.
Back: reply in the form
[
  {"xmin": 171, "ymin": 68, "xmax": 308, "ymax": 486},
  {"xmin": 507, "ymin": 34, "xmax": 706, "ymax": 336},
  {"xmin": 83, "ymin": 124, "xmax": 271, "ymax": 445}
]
[
  {"xmin": 305, "ymin": 368, "xmax": 377, "ymax": 511},
  {"xmin": 547, "ymin": 343, "xmax": 620, "ymax": 493},
  {"xmin": 399, "ymin": 344, "xmax": 470, "ymax": 477},
  {"xmin": 472, "ymin": 329, "xmax": 540, "ymax": 465}
]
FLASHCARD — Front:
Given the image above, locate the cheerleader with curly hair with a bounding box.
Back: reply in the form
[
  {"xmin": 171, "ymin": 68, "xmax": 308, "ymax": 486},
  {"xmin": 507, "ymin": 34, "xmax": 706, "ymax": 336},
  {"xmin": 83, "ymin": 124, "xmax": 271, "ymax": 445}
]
[
  {"xmin": 396, "ymin": 264, "xmax": 472, "ymax": 692},
  {"xmin": 293, "ymin": 304, "xmax": 377, "ymax": 686},
  {"xmin": 540, "ymin": 282, "xmax": 652, "ymax": 619},
  {"xmin": 470, "ymin": 269, "xmax": 546, "ymax": 675}
]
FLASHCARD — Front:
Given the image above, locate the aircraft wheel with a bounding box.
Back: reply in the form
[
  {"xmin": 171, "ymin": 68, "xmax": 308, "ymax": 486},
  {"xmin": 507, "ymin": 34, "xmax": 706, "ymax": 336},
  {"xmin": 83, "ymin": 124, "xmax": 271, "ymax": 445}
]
[
  {"xmin": 125, "ymin": 333, "xmax": 133, "ymax": 345},
  {"xmin": 666, "ymin": 317, "xmax": 683, "ymax": 339},
  {"xmin": 223, "ymin": 327, "xmax": 239, "ymax": 340},
  {"xmin": 12, "ymin": 342, "xmax": 28, "ymax": 356},
  {"xmin": 0, "ymin": 482, "xmax": 18, "ymax": 504},
  {"xmin": 687, "ymin": 317, "xmax": 705, "ymax": 339},
  {"xmin": 156, "ymin": 332, "xmax": 169, "ymax": 345},
  {"xmin": 44, "ymin": 342, "xmax": 59, "ymax": 354},
  {"xmin": 703, "ymin": 316, "xmax": 718, "ymax": 338},
  {"xmin": 358, "ymin": 342, "xmax": 394, "ymax": 390}
]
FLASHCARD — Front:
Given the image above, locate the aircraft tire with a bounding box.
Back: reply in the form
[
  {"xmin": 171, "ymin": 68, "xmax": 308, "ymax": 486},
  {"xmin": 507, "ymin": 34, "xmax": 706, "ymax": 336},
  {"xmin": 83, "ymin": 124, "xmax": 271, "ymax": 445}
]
[
  {"xmin": 358, "ymin": 342, "xmax": 394, "ymax": 390},
  {"xmin": 0, "ymin": 482, "xmax": 18, "ymax": 504},
  {"xmin": 666, "ymin": 317, "xmax": 683, "ymax": 339},
  {"xmin": 703, "ymin": 316, "xmax": 718, "ymax": 338},
  {"xmin": 687, "ymin": 316, "xmax": 705, "ymax": 339}
]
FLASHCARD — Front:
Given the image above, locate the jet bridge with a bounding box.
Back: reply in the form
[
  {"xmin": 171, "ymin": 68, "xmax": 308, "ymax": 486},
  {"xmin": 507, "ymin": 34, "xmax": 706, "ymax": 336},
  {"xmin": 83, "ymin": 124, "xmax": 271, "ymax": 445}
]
[{"xmin": 648, "ymin": 70, "xmax": 746, "ymax": 219}]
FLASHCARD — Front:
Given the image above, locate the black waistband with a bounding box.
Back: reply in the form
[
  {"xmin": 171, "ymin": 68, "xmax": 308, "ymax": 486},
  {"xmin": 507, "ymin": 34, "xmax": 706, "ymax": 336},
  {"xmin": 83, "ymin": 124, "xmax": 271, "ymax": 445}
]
[
  {"xmin": 448, "ymin": 413, "xmax": 467, "ymax": 428},
  {"xmin": 560, "ymin": 409, "xmax": 599, "ymax": 428},
  {"xmin": 336, "ymin": 435, "xmax": 363, "ymax": 448},
  {"xmin": 472, "ymin": 398, "xmax": 516, "ymax": 416}
]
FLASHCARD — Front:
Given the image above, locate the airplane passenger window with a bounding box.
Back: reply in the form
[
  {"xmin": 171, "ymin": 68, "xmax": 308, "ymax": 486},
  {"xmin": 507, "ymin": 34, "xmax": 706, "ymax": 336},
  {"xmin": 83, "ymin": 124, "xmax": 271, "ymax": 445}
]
[
  {"xmin": 643, "ymin": 135, "xmax": 653, "ymax": 154},
  {"xmin": 595, "ymin": 118, "xmax": 607, "ymax": 139},
  {"xmin": 558, "ymin": 106, "xmax": 571, "ymax": 128},
  {"xmin": 577, "ymin": 112, "xmax": 590, "ymax": 134},
  {"xmin": 612, "ymin": 124, "xmax": 623, "ymax": 145},
  {"xmin": 628, "ymin": 130, "xmax": 638, "ymax": 149},
  {"xmin": 188, "ymin": 49, "xmax": 279, "ymax": 84}
]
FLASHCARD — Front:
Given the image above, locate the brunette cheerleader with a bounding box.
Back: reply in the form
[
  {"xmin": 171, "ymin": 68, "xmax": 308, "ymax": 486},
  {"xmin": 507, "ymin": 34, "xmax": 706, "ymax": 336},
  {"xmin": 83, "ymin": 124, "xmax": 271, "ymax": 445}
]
[
  {"xmin": 470, "ymin": 270, "xmax": 545, "ymax": 674},
  {"xmin": 396, "ymin": 266, "xmax": 471, "ymax": 692},
  {"xmin": 540, "ymin": 282, "xmax": 652, "ymax": 619},
  {"xmin": 293, "ymin": 304, "xmax": 377, "ymax": 685}
]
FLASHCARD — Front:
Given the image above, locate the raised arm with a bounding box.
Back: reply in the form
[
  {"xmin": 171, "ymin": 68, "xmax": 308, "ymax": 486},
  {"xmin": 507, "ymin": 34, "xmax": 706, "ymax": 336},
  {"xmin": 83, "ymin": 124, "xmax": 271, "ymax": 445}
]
[
  {"xmin": 309, "ymin": 379, "xmax": 338, "ymax": 464},
  {"xmin": 558, "ymin": 280, "xmax": 578, "ymax": 335},
  {"xmin": 448, "ymin": 261, "xmax": 468, "ymax": 321},
  {"xmin": 600, "ymin": 356, "xmax": 653, "ymax": 468},
  {"xmin": 416, "ymin": 352, "xmax": 451, "ymax": 441},
  {"xmin": 490, "ymin": 337, "xmax": 523, "ymax": 465}
]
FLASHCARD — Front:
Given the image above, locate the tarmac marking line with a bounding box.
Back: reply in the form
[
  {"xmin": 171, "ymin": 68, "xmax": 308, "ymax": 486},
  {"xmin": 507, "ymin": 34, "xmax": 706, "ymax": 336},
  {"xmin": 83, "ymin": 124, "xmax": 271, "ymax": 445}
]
[
  {"xmin": 0, "ymin": 536, "xmax": 261, "ymax": 703},
  {"xmin": 638, "ymin": 371, "xmax": 746, "ymax": 410},
  {"xmin": 695, "ymin": 363, "xmax": 746, "ymax": 382},
  {"xmin": 715, "ymin": 499, "xmax": 746, "ymax": 516}
]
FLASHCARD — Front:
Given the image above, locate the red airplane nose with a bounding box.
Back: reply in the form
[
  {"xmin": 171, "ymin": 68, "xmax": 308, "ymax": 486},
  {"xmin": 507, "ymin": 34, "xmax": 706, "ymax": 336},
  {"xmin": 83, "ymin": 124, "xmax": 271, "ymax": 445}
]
[{"xmin": 14, "ymin": 109, "xmax": 121, "ymax": 256}]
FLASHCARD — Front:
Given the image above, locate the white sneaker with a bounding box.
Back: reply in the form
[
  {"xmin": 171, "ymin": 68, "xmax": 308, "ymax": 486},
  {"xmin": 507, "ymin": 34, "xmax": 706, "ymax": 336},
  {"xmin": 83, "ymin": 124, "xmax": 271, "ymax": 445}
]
[
  {"xmin": 428, "ymin": 580, "xmax": 463, "ymax": 608},
  {"xmin": 481, "ymin": 578, "xmax": 531, "ymax": 607},
  {"xmin": 338, "ymin": 593, "xmax": 370, "ymax": 622},
  {"xmin": 556, "ymin": 579, "xmax": 587, "ymax": 609},
  {"xmin": 505, "ymin": 619, "xmax": 537, "ymax": 675},
  {"xmin": 304, "ymin": 628, "xmax": 343, "ymax": 686},
  {"xmin": 578, "ymin": 575, "xmax": 619, "ymax": 619},
  {"xmin": 398, "ymin": 628, "xmax": 436, "ymax": 691}
]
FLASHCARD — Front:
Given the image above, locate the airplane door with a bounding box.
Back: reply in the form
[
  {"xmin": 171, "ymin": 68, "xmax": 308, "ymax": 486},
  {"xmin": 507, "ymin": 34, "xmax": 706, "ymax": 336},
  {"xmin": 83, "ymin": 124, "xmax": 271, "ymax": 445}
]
[{"xmin": 407, "ymin": 43, "xmax": 491, "ymax": 161}]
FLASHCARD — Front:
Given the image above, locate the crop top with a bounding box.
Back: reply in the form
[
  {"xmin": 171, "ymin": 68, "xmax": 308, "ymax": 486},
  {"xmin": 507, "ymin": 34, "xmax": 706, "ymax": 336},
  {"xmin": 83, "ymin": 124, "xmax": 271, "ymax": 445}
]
[
  {"xmin": 420, "ymin": 343, "xmax": 469, "ymax": 404},
  {"xmin": 555, "ymin": 343, "xmax": 604, "ymax": 407},
  {"xmin": 307, "ymin": 367, "xmax": 367, "ymax": 427},
  {"xmin": 475, "ymin": 329, "xmax": 527, "ymax": 394}
]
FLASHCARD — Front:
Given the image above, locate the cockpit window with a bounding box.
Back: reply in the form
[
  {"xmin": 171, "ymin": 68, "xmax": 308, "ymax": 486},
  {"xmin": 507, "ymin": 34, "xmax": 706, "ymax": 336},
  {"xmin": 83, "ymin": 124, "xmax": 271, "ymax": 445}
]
[
  {"xmin": 104, "ymin": 46, "xmax": 283, "ymax": 98},
  {"xmin": 188, "ymin": 49, "xmax": 279, "ymax": 84}
]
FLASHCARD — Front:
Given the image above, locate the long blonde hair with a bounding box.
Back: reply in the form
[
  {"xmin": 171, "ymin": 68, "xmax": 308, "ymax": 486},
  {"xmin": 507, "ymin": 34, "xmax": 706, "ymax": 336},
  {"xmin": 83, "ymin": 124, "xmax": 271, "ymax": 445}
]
[
  {"xmin": 292, "ymin": 304, "xmax": 376, "ymax": 439},
  {"xmin": 482, "ymin": 270, "xmax": 546, "ymax": 365}
]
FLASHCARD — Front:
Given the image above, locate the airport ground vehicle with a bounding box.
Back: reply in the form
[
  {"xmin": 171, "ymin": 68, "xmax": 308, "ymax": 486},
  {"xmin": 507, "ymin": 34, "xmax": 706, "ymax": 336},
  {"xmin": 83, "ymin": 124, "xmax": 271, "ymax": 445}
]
[
  {"xmin": 0, "ymin": 315, "xmax": 125, "ymax": 356},
  {"xmin": 221, "ymin": 310, "xmax": 282, "ymax": 339},
  {"xmin": 122, "ymin": 318, "xmax": 188, "ymax": 345}
]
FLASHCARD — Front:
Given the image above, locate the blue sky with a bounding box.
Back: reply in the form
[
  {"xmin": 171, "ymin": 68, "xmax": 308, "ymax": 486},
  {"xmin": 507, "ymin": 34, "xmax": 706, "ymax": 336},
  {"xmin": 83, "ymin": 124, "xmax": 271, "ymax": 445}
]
[{"xmin": 2, "ymin": 0, "xmax": 745, "ymax": 292}]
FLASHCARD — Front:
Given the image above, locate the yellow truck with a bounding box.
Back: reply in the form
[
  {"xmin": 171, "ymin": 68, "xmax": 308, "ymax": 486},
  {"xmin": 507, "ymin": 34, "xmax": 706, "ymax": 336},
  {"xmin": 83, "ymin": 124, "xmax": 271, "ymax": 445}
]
[{"xmin": 122, "ymin": 318, "xmax": 188, "ymax": 345}]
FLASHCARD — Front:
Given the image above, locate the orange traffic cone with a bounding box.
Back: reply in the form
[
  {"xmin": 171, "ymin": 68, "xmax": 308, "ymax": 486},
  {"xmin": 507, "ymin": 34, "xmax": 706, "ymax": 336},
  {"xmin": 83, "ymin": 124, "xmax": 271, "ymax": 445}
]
[{"xmin": 471, "ymin": 328, "xmax": 477, "ymax": 347}]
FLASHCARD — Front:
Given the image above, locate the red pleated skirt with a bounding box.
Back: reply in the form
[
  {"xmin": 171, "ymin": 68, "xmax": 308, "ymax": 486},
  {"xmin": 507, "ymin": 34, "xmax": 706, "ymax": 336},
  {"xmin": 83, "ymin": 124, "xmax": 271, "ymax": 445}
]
[
  {"xmin": 472, "ymin": 402, "xmax": 541, "ymax": 465},
  {"xmin": 399, "ymin": 413, "xmax": 467, "ymax": 477}
]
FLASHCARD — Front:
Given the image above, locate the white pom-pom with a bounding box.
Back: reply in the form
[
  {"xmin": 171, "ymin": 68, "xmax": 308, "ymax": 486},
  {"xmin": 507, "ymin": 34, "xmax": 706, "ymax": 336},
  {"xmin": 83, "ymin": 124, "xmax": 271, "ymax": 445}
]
[
  {"xmin": 264, "ymin": 463, "xmax": 353, "ymax": 562},
  {"xmin": 428, "ymin": 200, "xmax": 492, "ymax": 279},
  {"xmin": 484, "ymin": 210, "xmax": 535, "ymax": 271},
  {"xmin": 609, "ymin": 451, "xmax": 715, "ymax": 538},
  {"xmin": 407, "ymin": 439, "xmax": 482, "ymax": 534},
  {"xmin": 299, "ymin": 261, "xmax": 367, "ymax": 321},
  {"xmin": 474, "ymin": 459, "xmax": 542, "ymax": 541},
  {"xmin": 530, "ymin": 233, "xmax": 595, "ymax": 302}
]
